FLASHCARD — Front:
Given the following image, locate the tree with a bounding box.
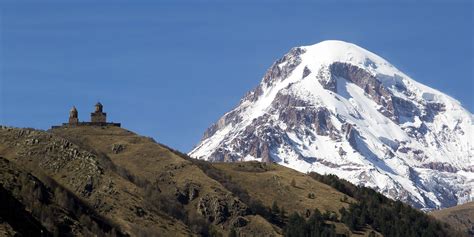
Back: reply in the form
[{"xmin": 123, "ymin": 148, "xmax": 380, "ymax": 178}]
[
  {"xmin": 228, "ymin": 228, "xmax": 237, "ymax": 237},
  {"xmin": 272, "ymin": 201, "xmax": 280, "ymax": 214},
  {"xmin": 280, "ymin": 206, "xmax": 286, "ymax": 222},
  {"xmin": 284, "ymin": 212, "xmax": 306, "ymax": 237},
  {"xmin": 284, "ymin": 210, "xmax": 337, "ymax": 237}
]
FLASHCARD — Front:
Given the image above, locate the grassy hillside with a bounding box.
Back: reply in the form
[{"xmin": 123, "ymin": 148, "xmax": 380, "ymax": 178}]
[
  {"xmin": 0, "ymin": 156, "xmax": 127, "ymax": 237},
  {"xmin": 168, "ymin": 148, "xmax": 463, "ymax": 237},
  {"xmin": 431, "ymin": 202, "xmax": 474, "ymax": 236},
  {"xmin": 0, "ymin": 126, "xmax": 280, "ymax": 236},
  {"xmin": 0, "ymin": 126, "xmax": 191, "ymax": 236},
  {"xmin": 307, "ymin": 172, "xmax": 463, "ymax": 237},
  {"xmin": 0, "ymin": 125, "xmax": 463, "ymax": 237},
  {"xmin": 50, "ymin": 126, "xmax": 281, "ymax": 236},
  {"xmin": 190, "ymin": 161, "xmax": 369, "ymax": 236}
]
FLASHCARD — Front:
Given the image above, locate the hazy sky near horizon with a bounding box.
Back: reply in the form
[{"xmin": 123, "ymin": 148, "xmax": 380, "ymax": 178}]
[{"xmin": 1, "ymin": 0, "xmax": 473, "ymax": 152}]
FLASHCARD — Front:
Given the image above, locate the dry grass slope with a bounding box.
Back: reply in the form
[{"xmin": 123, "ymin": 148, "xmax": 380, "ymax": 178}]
[
  {"xmin": 0, "ymin": 125, "xmax": 462, "ymax": 237},
  {"xmin": 431, "ymin": 201, "xmax": 474, "ymax": 236},
  {"xmin": 0, "ymin": 126, "xmax": 191, "ymax": 236},
  {"xmin": 210, "ymin": 162, "xmax": 377, "ymax": 237},
  {"xmin": 213, "ymin": 162, "xmax": 352, "ymax": 214},
  {"xmin": 50, "ymin": 126, "xmax": 280, "ymax": 236}
]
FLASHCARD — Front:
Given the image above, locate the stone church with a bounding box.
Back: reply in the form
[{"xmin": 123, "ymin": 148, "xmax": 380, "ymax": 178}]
[{"xmin": 53, "ymin": 102, "xmax": 120, "ymax": 128}]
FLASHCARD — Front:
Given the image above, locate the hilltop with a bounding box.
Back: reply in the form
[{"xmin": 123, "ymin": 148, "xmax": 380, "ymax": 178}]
[{"xmin": 0, "ymin": 125, "xmax": 462, "ymax": 236}]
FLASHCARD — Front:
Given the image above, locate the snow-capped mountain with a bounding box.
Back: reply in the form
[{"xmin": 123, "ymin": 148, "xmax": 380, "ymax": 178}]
[{"xmin": 190, "ymin": 40, "xmax": 473, "ymax": 210}]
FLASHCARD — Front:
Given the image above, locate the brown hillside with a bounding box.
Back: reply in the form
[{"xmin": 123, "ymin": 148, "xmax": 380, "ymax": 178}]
[
  {"xmin": 50, "ymin": 126, "xmax": 281, "ymax": 236},
  {"xmin": 0, "ymin": 126, "xmax": 280, "ymax": 236},
  {"xmin": 431, "ymin": 201, "xmax": 474, "ymax": 236},
  {"xmin": 0, "ymin": 126, "xmax": 191, "ymax": 236},
  {"xmin": 213, "ymin": 162, "xmax": 353, "ymax": 214},
  {"xmin": 0, "ymin": 125, "xmax": 461, "ymax": 237}
]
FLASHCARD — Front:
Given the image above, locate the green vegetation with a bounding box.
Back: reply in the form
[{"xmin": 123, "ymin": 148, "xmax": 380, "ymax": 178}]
[
  {"xmin": 228, "ymin": 227, "xmax": 237, "ymax": 237},
  {"xmin": 284, "ymin": 210, "xmax": 337, "ymax": 237},
  {"xmin": 309, "ymin": 173, "xmax": 459, "ymax": 237}
]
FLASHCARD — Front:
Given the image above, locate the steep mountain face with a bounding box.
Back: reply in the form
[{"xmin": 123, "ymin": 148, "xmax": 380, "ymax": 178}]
[{"xmin": 190, "ymin": 40, "xmax": 473, "ymax": 210}]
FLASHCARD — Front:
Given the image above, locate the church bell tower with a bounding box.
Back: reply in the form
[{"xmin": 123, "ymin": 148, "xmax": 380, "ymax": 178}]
[
  {"xmin": 69, "ymin": 106, "xmax": 79, "ymax": 124},
  {"xmin": 91, "ymin": 102, "xmax": 107, "ymax": 123}
]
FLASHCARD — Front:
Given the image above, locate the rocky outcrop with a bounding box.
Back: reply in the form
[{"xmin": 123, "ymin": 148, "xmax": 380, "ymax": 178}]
[
  {"xmin": 317, "ymin": 66, "xmax": 336, "ymax": 92},
  {"xmin": 203, "ymin": 121, "xmax": 287, "ymax": 164},
  {"xmin": 342, "ymin": 123, "xmax": 358, "ymax": 148},
  {"xmin": 0, "ymin": 127, "xmax": 102, "ymax": 197},
  {"xmin": 392, "ymin": 97, "xmax": 420, "ymax": 122},
  {"xmin": 302, "ymin": 66, "xmax": 311, "ymax": 78},
  {"xmin": 231, "ymin": 216, "xmax": 249, "ymax": 228},
  {"xmin": 112, "ymin": 143, "xmax": 126, "ymax": 154},
  {"xmin": 422, "ymin": 162, "xmax": 458, "ymax": 173},
  {"xmin": 197, "ymin": 192, "xmax": 248, "ymax": 225},
  {"xmin": 263, "ymin": 47, "xmax": 305, "ymax": 86},
  {"xmin": 178, "ymin": 182, "xmax": 201, "ymax": 204},
  {"xmin": 272, "ymin": 91, "xmax": 336, "ymax": 137},
  {"xmin": 330, "ymin": 62, "xmax": 397, "ymax": 121}
]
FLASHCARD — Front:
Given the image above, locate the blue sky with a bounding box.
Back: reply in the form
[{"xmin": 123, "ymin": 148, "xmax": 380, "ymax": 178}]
[{"xmin": 0, "ymin": 0, "xmax": 472, "ymax": 152}]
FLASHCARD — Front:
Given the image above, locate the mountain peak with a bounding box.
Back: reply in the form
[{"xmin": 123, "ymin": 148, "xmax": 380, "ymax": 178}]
[
  {"xmin": 190, "ymin": 41, "xmax": 473, "ymax": 210},
  {"xmin": 299, "ymin": 40, "xmax": 401, "ymax": 80},
  {"xmin": 302, "ymin": 40, "xmax": 373, "ymax": 59}
]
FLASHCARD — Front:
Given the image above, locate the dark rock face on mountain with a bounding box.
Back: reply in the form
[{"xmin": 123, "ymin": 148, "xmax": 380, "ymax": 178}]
[
  {"xmin": 190, "ymin": 40, "xmax": 473, "ymax": 210},
  {"xmin": 329, "ymin": 62, "xmax": 396, "ymax": 121}
]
